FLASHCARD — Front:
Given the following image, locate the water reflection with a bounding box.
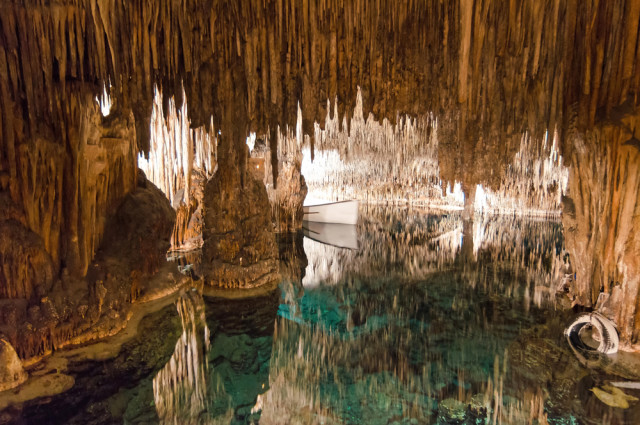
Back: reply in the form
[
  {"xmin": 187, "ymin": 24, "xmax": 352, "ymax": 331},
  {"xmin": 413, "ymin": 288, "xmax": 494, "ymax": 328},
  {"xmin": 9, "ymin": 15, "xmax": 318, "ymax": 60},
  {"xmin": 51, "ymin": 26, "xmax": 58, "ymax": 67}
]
[
  {"xmin": 301, "ymin": 206, "xmax": 565, "ymax": 310},
  {"xmin": 152, "ymin": 290, "xmax": 280, "ymax": 425},
  {"xmin": 271, "ymin": 206, "xmax": 639, "ymax": 425},
  {"xmin": 10, "ymin": 207, "xmax": 640, "ymax": 424},
  {"xmin": 153, "ymin": 292, "xmax": 210, "ymax": 423}
]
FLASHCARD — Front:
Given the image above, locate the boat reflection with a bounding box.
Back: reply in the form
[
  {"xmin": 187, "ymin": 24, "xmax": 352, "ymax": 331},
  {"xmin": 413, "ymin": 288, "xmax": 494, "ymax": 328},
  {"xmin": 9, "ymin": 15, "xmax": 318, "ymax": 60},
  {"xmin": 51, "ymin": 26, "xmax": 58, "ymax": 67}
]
[
  {"xmin": 267, "ymin": 207, "xmax": 640, "ymax": 425},
  {"xmin": 303, "ymin": 222, "xmax": 358, "ymax": 250}
]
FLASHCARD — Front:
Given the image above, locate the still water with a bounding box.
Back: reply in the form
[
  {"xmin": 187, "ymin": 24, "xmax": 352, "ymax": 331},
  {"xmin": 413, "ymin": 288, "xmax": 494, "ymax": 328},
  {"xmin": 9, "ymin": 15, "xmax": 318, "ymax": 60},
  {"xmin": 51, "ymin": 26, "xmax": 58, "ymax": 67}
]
[{"xmin": 7, "ymin": 207, "xmax": 640, "ymax": 424}]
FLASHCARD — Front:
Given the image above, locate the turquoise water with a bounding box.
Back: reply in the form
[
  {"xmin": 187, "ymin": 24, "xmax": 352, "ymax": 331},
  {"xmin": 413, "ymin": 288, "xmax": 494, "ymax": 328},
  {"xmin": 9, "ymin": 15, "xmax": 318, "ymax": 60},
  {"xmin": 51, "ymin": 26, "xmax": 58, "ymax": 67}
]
[{"xmin": 7, "ymin": 208, "xmax": 640, "ymax": 424}]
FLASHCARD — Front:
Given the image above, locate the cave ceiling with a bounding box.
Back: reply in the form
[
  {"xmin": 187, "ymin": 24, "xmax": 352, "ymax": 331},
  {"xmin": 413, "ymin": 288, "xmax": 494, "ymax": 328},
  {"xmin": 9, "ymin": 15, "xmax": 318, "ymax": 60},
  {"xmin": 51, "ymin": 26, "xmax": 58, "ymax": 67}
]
[{"xmin": 1, "ymin": 0, "xmax": 639, "ymax": 189}]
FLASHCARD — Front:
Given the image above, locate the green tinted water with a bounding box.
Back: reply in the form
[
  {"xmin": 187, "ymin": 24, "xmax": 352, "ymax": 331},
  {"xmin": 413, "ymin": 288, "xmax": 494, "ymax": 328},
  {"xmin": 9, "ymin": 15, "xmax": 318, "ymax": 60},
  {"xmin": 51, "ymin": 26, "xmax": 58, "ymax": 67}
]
[{"xmin": 8, "ymin": 208, "xmax": 640, "ymax": 424}]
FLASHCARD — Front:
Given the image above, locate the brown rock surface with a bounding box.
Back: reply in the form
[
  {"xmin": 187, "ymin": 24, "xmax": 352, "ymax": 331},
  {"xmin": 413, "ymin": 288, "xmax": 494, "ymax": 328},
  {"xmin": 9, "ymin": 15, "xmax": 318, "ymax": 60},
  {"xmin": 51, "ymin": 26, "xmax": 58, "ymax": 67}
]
[
  {"xmin": 0, "ymin": 171, "xmax": 178, "ymax": 361},
  {"xmin": 272, "ymin": 158, "xmax": 307, "ymax": 233},
  {"xmin": 98, "ymin": 170, "xmax": 176, "ymax": 277},
  {"xmin": 202, "ymin": 167, "xmax": 279, "ymax": 289},
  {"xmin": 562, "ymin": 105, "xmax": 640, "ymax": 349},
  {"xmin": 172, "ymin": 170, "xmax": 207, "ymax": 250},
  {"xmin": 0, "ymin": 0, "xmax": 640, "ymax": 352},
  {"xmin": 0, "ymin": 194, "xmax": 55, "ymax": 301},
  {"xmin": 0, "ymin": 220, "xmax": 55, "ymax": 301},
  {"xmin": 2, "ymin": 1, "xmax": 639, "ymax": 191},
  {"xmin": 0, "ymin": 337, "xmax": 27, "ymax": 392}
]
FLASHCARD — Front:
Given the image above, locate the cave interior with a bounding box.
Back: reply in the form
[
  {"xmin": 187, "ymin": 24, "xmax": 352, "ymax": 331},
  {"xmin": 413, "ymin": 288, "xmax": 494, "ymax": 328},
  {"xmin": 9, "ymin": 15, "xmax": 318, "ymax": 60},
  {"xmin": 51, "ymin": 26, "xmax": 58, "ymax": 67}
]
[{"xmin": 1, "ymin": 0, "xmax": 640, "ymax": 423}]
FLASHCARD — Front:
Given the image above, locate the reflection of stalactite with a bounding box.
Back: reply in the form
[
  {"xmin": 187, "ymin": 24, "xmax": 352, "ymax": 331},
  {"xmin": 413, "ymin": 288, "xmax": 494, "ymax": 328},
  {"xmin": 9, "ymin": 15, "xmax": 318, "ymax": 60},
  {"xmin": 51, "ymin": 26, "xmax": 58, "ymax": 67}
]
[
  {"xmin": 301, "ymin": 207, "xmax": 564, "ymax": 310},
  {"xmin": 471, "ymin": 215, "xmax": 567, "ymax": 308},
  {"xmin": 302, "ymin": 208, "xmax": 465, "ymax": 286},
  {"xmin": 153, "ymin": 292, "xmax": 211, "ymax": 424}
]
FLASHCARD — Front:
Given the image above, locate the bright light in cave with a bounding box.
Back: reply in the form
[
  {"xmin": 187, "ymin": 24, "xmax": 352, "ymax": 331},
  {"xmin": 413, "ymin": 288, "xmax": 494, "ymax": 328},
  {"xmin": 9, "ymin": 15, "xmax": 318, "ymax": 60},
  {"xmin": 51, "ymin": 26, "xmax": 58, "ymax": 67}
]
[
  {"xmin": 300, "ymin": 147, "xmax": 344, "ymax": 203},
  {"xmin": 246, "ymin": 132, "xmax": 256, "ymax": 154},
  {"xmin": 95, "ymin": 84, "xmax": 111, "ymax": 117},
  {"xmin": 138, "ymin": 85, "xmax": 217, "ymax": 211}
]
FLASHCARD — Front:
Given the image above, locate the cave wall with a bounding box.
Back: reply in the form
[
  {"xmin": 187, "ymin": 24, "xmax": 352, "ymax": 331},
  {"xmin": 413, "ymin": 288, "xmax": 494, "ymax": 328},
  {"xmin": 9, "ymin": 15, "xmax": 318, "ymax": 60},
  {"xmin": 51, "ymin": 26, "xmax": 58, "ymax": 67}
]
[
  {"xmin": 0, "ymin": 91, "xmax": 137, "ymax": 292},
  {"xmin": 0, "ymin": 0, "xmax": 639, "ymax": 348},
  {"xmin": 563, "ymin": 106, "xmax": 640, "ymax": 349}
]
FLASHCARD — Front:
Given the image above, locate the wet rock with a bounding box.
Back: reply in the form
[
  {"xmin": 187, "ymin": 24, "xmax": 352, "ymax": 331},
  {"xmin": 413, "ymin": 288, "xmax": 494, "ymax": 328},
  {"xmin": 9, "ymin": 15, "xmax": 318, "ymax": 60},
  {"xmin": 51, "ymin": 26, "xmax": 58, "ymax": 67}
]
[
  {"xmin": 202, "ymin": 167, "xmax": 279, "ymax": 289},
  {"xmin": 437, "ymin": 398, "xmax": 466, "ymax": 424},
  {"xmin": 0, "ymin": 337, "xmax": 27, "ymax": 392}
]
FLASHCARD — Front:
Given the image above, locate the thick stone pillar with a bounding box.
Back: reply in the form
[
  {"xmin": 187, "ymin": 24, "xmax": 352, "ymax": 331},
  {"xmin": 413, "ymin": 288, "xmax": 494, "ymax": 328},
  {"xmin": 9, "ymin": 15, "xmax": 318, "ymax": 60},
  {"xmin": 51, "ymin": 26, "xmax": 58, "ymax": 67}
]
[
  {"xmin": 201, "ymin": 60, "xmax": 279, "ymax": 289},
  {"xmin": 562, "ymin": 108, "xmax": 640, "ymax": 349}
]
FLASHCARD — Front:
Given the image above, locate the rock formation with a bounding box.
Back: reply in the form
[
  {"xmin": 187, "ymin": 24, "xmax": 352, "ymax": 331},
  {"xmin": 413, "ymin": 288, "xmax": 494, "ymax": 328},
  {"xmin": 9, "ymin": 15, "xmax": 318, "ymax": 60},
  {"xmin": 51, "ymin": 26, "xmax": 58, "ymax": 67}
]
[
  {"xmin": 138, "ymin": 86, "xmax": 217, "ymax": 250},
  {"xmin": 250, "ymin": 110, "xmax": 308, "ymax": 233},
  {"xmin": 0, "ymin": 169, "xmax": 178, "ymax": 362},
  {"xmin": 563, "ymin": 106, "xmax": 640, "ymax": 349},
  {"xmin": 201, "ymin": 164, "xmax": 279, "ymax": 289},
  {"xmin": 1, "ymin": 0, "xmax": 640, "ymax": 354},
  {"xmin": 0, "ymin": 337, "xmax": 27, "ymax": 392}
]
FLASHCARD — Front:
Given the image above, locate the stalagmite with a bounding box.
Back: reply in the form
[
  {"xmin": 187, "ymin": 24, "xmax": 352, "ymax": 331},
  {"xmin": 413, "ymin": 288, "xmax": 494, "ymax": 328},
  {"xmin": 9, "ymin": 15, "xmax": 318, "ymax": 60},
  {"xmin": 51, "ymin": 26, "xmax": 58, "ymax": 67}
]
[
  {"xmin": 138, "ymin": 86, "xmax": 217, "ymax": 249},
  {"xmin": 0, "ymin": 0, "xmax": 640, "ymax": 361}
]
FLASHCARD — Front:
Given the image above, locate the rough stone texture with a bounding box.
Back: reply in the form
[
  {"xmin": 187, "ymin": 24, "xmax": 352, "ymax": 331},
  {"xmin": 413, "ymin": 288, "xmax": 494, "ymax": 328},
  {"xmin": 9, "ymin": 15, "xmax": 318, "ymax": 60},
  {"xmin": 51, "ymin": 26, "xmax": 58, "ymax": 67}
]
[
  {"xmin": 0, "ymin": 337, "xmax": 27, "ymax": 392},
  {"xmin": 138, "ymin": 87, "xmax": 217, "ymax": 250},
  {"xmin": 171, "ymin": 170, "xmax": 207, "ymax": 251},
  {"xmin": 0, "ymin": 194, "xmax": 55, "ymax": 301},
  {"xmin": 98, "ymin": 170, "xmax": 176, "ymax": 277},
  {"xmin": 0, "ymin": 0, "xmax": 640, "ymax": 352},
  {"xmin": 202, "ymin": 167, "xmax": 279, "ymax": 289},
  {"xmin": 273, "ymin": 158, "xmax": 307, "ymax": 232},
  {"xmin": 3, "ymin": 94, "xmax": 137, "ymax": 282},
  {"xmin": 2, "ymin": 1, "xmax": 639, "ymax": 189},
  {"xmin": 562, "ymin": 105, "xmax": 640, "ymax": 349},
  {"xmin": 0, "ymin": 171, "xmax": 177, "ymax": 361},
  {"xmin": 249, "ymin": 118, "xmax": 308, "ymax": 233}
]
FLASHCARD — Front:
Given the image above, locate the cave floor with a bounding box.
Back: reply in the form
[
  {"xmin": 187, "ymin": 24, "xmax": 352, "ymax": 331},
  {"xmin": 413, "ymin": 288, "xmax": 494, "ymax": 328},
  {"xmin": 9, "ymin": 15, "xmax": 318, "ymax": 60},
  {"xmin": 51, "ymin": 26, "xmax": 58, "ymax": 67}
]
[{"xmin": 2, "ymin": 207, "xmax": 640, "ymax": 424}]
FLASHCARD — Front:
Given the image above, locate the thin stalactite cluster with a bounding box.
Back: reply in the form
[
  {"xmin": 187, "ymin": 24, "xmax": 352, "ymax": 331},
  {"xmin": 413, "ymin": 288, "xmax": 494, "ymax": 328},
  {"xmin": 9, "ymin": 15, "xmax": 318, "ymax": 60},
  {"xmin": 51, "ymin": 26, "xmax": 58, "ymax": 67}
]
[{"xmin": 0, "ymin": 0, "xmax": 640, "ymax": 355}]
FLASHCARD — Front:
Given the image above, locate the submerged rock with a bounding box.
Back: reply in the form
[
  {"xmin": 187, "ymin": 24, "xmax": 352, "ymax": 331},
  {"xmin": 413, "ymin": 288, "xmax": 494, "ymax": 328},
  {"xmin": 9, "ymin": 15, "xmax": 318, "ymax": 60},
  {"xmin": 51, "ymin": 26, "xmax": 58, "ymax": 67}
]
[
  {"xmin": 590, "ymin": 385, "xmax": 638, "ymax": 409},
  {"xmin": 437, "ymin": 398, "xmax": 467, "ymax": 424}
]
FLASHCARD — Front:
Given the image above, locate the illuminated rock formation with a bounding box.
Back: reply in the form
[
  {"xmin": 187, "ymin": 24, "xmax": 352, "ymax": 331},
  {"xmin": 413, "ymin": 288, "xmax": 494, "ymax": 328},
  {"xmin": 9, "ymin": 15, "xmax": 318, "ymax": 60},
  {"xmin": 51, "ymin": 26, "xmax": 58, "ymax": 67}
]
[
  {"xmin": 0, "ymin": 338, "xmax": 27, "ymax": 392},
  {"xmin": 563, "ymin": 108, "xmax": 640, "ymax": 349},
  {"xmin": 304, "ymin": 90, "xmax": 444, "ymax": 205},
  {"xmin": 250, "ymin": 107, "xmax": 308, "ymax": 232},
  {"xmin": 1, "ymin": 0, "xmax": 640, "ymax": 353},
  {"xmin": 201, "ymin": 165, "xmax": 279, "ymax": 289}
]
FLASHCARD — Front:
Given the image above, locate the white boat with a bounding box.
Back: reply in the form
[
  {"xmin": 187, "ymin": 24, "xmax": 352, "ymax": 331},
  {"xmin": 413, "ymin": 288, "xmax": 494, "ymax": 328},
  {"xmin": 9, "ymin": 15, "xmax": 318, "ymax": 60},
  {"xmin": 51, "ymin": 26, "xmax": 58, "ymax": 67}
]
[
  {"xmin": 302, "ymin": 200, "xmax": 358, "ymax": 225},
  {"xmin": 303, "ymin": 222, "xmax": 358, "ymax": 250}
]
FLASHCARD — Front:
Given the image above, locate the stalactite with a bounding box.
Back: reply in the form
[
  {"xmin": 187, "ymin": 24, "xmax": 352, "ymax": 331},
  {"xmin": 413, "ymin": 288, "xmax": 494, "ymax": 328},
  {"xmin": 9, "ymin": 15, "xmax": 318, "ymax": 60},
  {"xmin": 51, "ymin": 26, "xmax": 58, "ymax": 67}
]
[
  {"xmin": 474, "ymin": 130, "xmax": 569, "ymax": 217},
  {"xmin": 303, "ymin": 89, "xmax": 449, "ymax": 206},
  {"xmin": 1, "ymin": 0, "xmax": 640, "ymax": 352},
  {"xmin": 138, "ymin": 86, "xmax": 217, "ymax": 250},
  {"xmin": 1, "ymin": 0, "xmax": 637, "ymax": 161},
  {"xmin": 562, "ymin": 108, "xmax": 640, "ymax": 349}
]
